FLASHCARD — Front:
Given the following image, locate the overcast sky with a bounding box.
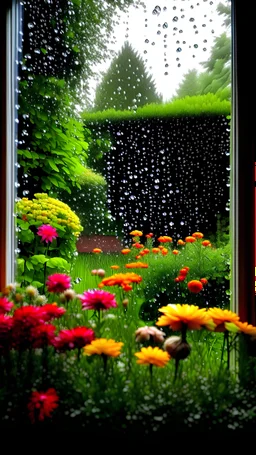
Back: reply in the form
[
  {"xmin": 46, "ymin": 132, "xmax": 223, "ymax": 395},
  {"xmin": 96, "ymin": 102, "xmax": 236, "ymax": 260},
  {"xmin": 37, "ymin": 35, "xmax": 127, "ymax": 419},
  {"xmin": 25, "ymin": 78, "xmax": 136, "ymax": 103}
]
[{"xmin": 88, "ymin": 0, "xmax": 230, "ymax": 103}]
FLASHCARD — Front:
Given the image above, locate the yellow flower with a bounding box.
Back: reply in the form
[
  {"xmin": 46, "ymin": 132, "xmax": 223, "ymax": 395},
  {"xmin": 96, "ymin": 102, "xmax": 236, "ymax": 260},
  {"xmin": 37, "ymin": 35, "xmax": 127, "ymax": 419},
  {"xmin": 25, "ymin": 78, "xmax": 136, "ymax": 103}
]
[
  {"xmin": 207, "ymin": 307, "xmax": 240, "ymax": 332},
  {"xmin": 83, "ymin": 338, "xmax": 123, "ymax": 357},
  {"xmin": 156, "ymin": 304, "xmax": 215, "ymax": 331},
  {"xmin": 135, "ymin": 346, "xmax": 170, "ymax": 367},
  {"xmin": 232, "ymin": 321, "xmax": 256, "ymax": 336},
  {"xmin": 130, "ymin": 230, "xmax": 143, "ymax": 236}
]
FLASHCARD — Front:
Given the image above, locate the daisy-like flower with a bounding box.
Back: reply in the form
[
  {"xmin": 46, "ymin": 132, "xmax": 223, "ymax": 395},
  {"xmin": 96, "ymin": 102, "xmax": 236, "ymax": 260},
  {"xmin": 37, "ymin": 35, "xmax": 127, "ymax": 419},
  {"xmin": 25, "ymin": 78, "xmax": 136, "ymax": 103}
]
[
  {"xmin": 83, "ymin": 338, "xmax": 123, "ymax": 357},
  {"xmin": 130, "ymin": 230, "xmax": 143, "ymax": 237},
  {"xmin": 125, "ymin": 262, "xmax": 148, "ymax": 269},
  {"xmin": 177, "ymin": 239, "xmax": 185, "ymax": 246},
  {"xmin": 98, "ymin": 272, "xmax": 142, "ymax": 291},
  {"xmin": 46, "ymin": 273, "xmax": 71, "ymax": 293},
  {"xmin": 192, "ymin": 232, "xmax": 204, "ymax": 239},
  {"xmin": 92, "ymin": 248, "xmax": 102, "ymax": 254},
  {"xmin": 187, "ymin": 280, "xmax": 203, "ymax": 293},
  {"xmin": 28, "ymin": 388, "xmax": 59, "ymax": 424},
  {"xmin": 25, "ymin": 285, "xmax": 39, "ymax": 299},
  {"xmin": 40, "ymin": 303, "xmax": 66, "ymax": 322},
  {"xmin": 135, "ymin": 326, "xmax": 166, "ymax": 344},
  {"xmin": 156, "ymin": 304, "xmax": 215, "ymax": 331},
  {"xmin": 12, "ymin": 306, "xmax": 46, "ymax": 349},
  {"xmin": 230, "ymin": 321, "xmax": 256, "ymax": 336},
  {"xmin": 158, "ymin": 236, "xmax": 172, "ymax": 243},
  {"xmin": 132, "ymin": 243, "xmax": 144, "ymax": 249},
  {"xmin": 185, "ymin": 236, "xmax": 196, "ymax": 243},
  {"xmin": 121, "ymin": 248, "xmax": 131, "ymax": 255},
  {"xmin": 172, "ymin": 250, "xmax": 179, "ymax": 255},
  {"xmin": 37, "ymin": 224, "xmax": 58, "ymax": 243},
  {"xmin": 31, "ymin": 323, "xmax": 56, "ymax": 348},
  {"xmin": 0, "ymin": 296, "xmax": 14, "ymax": 314},
  {"xmin": 207, "ymin": 307, "xmax": 240, "ymax": 332},
  {"xmin": 145, "ymin": 233, "xmax": 154, "ymax": 238},
  {"xmin": 161, "ymin": 248, "xmax": 168, "ymax": 256},
  {"xmin": 78, "ymin": 289, "xmax": 117, "ymax": 311},
  {"xmin": 54, "ymin": 326, "xmax": 95, "ymax": 351},
  {"xmin": 134, "ymin": 346, "xmax": 170, "ymax": 367},
  {"xmin": 142, "ymin": 248, "xmax": 150, "ymax": 254},
  {"xmin": 152, "ymin": 248, "xmax": 160, "ymax": 254},
  {"xmin": 202, "ymin": 240, "xmax": 211, "ymax": 247}
]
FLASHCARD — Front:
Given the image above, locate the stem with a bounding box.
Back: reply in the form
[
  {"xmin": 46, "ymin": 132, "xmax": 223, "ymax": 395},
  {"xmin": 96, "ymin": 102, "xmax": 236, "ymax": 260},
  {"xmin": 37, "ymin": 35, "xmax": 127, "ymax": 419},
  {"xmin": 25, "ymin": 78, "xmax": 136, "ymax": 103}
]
[
  {"xmin": 174, "ymin": 359, "xmax": 180, "ymax": 383},
  {"xmin": 149, "ymin": 363, "xmax": 153, "ymax": 384}
]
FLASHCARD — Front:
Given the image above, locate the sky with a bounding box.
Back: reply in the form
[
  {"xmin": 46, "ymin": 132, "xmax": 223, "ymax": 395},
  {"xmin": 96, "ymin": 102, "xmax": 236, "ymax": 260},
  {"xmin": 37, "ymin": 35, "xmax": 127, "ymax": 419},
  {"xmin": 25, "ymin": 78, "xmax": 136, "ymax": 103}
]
[{"xmin": 88, "ymin": 0, "xmax": 230, "ymax": 103}]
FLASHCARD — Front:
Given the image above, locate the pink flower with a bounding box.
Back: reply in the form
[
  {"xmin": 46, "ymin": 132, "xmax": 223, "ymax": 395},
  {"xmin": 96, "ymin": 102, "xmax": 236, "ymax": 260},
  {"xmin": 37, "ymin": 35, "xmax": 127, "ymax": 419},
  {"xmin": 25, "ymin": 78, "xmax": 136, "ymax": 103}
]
[
  {"xmin": 30, "ymin": 323, "xmax": 56, "ymax": 348},
  {"xmin": 28, "ymin": 388, "xmax": 59, "ymax": 423},
  {"xmin": 40, "ymin": 303, "xmax": 66, "ymax": 321},
  {"xmin": 37, "ymin": 224, "xmax": 58, "ymax": 243},
  {"xmin": 46, "ymin": 273, "xmax": 71, "ymax": 293},
  {"xmin": 53, "ymin": 326, "xmax": 95, "ymax": 351},
  {"xmin": 78, "ymin": 289, "xmax": 117, "ymax": 311},
  {"xmin": 0, "ymin": 296, "xmax": 14, "ymax": 314}
]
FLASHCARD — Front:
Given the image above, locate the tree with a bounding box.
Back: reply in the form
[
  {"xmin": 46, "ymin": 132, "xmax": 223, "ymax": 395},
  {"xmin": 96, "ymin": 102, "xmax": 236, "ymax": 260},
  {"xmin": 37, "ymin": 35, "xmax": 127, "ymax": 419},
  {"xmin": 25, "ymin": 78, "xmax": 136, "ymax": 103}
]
[{"xmin": 93, "ymin": 41, "xmax": 163, "ymax": 111}]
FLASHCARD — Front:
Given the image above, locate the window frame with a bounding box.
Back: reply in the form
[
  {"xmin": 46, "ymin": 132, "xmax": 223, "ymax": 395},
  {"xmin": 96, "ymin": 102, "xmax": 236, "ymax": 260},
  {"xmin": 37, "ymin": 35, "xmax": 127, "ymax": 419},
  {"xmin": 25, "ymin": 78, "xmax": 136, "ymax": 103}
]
[{"xmin": 0, "ymin": 0, "xmax": 255, "ymax": 326}]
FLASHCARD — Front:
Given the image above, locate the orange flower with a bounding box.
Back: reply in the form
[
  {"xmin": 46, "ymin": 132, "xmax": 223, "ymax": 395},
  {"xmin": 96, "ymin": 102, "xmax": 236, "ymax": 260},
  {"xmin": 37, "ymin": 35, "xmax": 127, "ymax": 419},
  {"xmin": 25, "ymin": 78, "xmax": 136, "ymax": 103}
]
[
  {"xmin": 174, "ymin": 275, "xmax": 186, "ymax": 282},
  {"xmin": 185, "ymin": 236, "xmax": 196, "ymax": 243},
  {"xmin": 207, "ymin": 308, "xmax": 240, "ymax": 332},
  {"xmin": 130, "ymin": 230, "xmax": 143, "ymax": 237},
  {"xmin": 83, "ymin": 338, "xmax": 123, "ymax": 357},
  {"xmin": 92, "ymin": 248, "xmax": 102, "ymax": 253},
  {"xmin": 152, "ymin": 248, "xmax": 160, "ymax": 254},
  {"xmin": 132, "ymin": 243, "xmax": 144, "ymax": 249},
  {"xmin": 142, "ymin": 248, "xmax": 150, "ymax": 254},
  {"xmin": 177, "ymin": 239, "xmax": 185, "ymax": 246},
  {"xmin": 187, "ymin": 280, "xmax": 203, "ymax": 293},
  {"xmin": 135, "ymin": 255, "xmax": 141, "ymax": 259},
  {"xmin": 158, "ymin": 236, "xmax": 173, "ymax": 243},
  {"xmin": 156, "ymin": 304, "xmax": 214, "ymax": 331},
  {"xmin": 98, "ymin": 272, "xmax": 142, "ymax": 291},
  {"xmin": 200, "ymin": 278, "xmax": 208, "ymax": 285},
  {"xmin": 179, "ymin": 268, "xmax": 189, "ymax": 276},
  {"xmin": 134, "ymin": 346, "xmax": 170, "ymax": 367},
  {"xmin": 110, "ymin": 265, "xmax": 120, "ymax": 270},
  {"xmin": 231, "ymin": 321, "xmax": 256, "ymax": 336},
  {"xmin": 202, "ymin": 240, "xmax": 211, "ymax": 247},
  {"xmin": 121, "ymin": 248, "xmax": 131, "ymax": 255},
  {"xmin": 161, "ymin": 248, "xmax": 168, "ymax": 256},
  {"xmin": 192, "ymin": 232, "xmax": 204, "ymax": 239},
  {"xmin": 172, "ymin": 250, "xmax": 179, "ymax": 255},
  {"xmin": 125, "ymin": 262, "xmax": 149, "ymax": 269},
  {"xmin": 145, "ymin": 233, "xmax": 154, "ymax": 238}
]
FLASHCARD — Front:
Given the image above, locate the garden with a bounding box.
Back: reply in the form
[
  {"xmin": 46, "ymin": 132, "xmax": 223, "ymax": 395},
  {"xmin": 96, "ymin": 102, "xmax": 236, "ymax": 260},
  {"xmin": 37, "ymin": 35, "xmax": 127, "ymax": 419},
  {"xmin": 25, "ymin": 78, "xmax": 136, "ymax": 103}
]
[{"xmin": 2, "ymin": 0, "xmax": 256, "ymax": 437}]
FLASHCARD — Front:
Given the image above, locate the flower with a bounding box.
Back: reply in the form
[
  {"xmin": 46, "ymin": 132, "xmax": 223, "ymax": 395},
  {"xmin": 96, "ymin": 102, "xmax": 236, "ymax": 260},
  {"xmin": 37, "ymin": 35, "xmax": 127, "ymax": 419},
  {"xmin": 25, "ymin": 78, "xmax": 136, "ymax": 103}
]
[
  {"xmin": 125, "ymin": 262, "xmax": 148, "ymax": 269},
  {"xmin": 135, "ymin": 326, "xmax": 166, "ymax": 344},
  {"xmin": 231, "ymin": 321, "xmax": 256, "ymax": 336},
  {"xmin": 83, "ymin": 338, "xmax": 123, "ymax": 357},
  {"xmin": 37, "ymin": 224, "xmax": 58, "ymax": 243},
  {"xmin": 25, "ymin": 285, "xmax": 39, "ymax": 299},
  {"xmin": 121, "ymin": 248, "xmax": 131, "ymax": 255},
  {"xmin": 59, "ymin": 289, "xmax": 76, "ymax": 303},
  {"xmin": 179, "ymin": 267, "xmax": 189, "ymax": 275},
  {"xmin": 145, "ymin": 233, "xmax": 154, "ymax": 238},
  {"xmin": 40, "ymin": 303, "xmax": 66, "ymax": 321},
  {"xmin": 98, "ymin": 272, "xmax": 142, "ymax": 291},
  {"xmin": 92, "ymin": 248, "xmax": 102, "ymax": 253},
  {"xmin": 200, "ymin": 278, "xmax": 208, "ymax": 285},
  {"xmin": 161, "ymin": 248, "xmax": 168, "ymax": 256},
  {"xmin": 31, "ymin": 323, "xmax": 56, "ymax": 348},
  {"xmin": 187, "ymin": 280, "xmax": 203, "ymax": 293},
  {"xmin": 110, "ymin": 265, "xmax": 120, "ymax": 270},
  {"xmin": 163, "ymin": 336, "xmax": 191, "ymax": 360},
  {"xmin": 78, "ymin": 289, "xmax": 117, "ymax": 311},
  {"xmin": 46, "ymin": 273, "xmax": 71, "ymax": 293},
  {"xmin": 28, "ymin": 388, "xmax": 59, "ymax": 423},
  {"xmin": 132, "ymin": 243, "xmax": 144, "ymax": 249},
  {"xmin": 0, "ymin": 296, "xmax": 14, "ymax": 314},
  {"xmin": 0, "ymin": 315, "xmax": 13, "ymax": 353},
  {"xmin": 172, "ymin": 250, "xmax": 179, "ymax": 255},
  {"xmin": 177, "ymin": 239, "xmax": 185, "ymax": 245},
  {"xmin": 158, "ymin": 236, "xmax": 173, "ymax": 243},
  {"xmin": 207, "ymin": 308, "xmax": 240, "ymax": 332},
  {"xmin": 152, "ymin": 248, "xmax": 160, "ymax": 254},
  {"xmin": 185, "ymin": 236, "xmax": 196, "ymax": 243},
  {"xmin": 192, "ymin": 232, "xmax": 204, "ymax": 239},
  {"xmin": 12, "ymin": 306, "xmax": 46, "ymax": 349},
  {"xmin": 134, "ymin": 346, "xmax": 170, "ymax": 367},
  {"xmin": 97, "ymin": 269, "xmax": 106, "ymax": 278},
  {"xmin": 202, "ymin": 240, "xmax": 211, "ymax": 247},
  {"xmin": 130, "ymin": 230, "xmax": 143, "ymax": 236},
  {"xmin": 156, "ymin": 304, "xmax": 214, "ymax": 331},
  {"xmin": 54, "ymin": 327, "xmax": 95, "ymax": 351}
]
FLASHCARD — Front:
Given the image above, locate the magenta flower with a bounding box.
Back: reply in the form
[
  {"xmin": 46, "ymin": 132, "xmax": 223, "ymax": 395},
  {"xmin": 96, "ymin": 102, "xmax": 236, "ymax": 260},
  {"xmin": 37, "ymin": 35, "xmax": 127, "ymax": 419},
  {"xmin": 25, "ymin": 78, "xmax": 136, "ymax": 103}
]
[
  {"xmin": 40, "ymin": 304, "xmax": 66, "ymax": 321},
  {"xmin": 53, "ymin": 326, "xmax": 95, "ymax": 351},
  {"xmin": 78, "ymin": 289, "xmax": 117, "ymax": 311},
  {"xmin": 0, "ymin": 296, "xmax": 14, "ymax": 314},
  {"xmin": 46, "ymin": 273, "xmax": 71, "ymax": 293},
  {"xmin": 37, "ymin": 224, "xmax": 58, "ymax": 243}
]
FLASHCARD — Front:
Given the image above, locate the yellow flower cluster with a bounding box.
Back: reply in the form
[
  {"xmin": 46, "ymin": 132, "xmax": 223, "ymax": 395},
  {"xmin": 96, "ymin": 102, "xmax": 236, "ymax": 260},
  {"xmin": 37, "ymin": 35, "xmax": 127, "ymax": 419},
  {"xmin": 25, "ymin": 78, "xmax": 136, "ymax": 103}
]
[{"xmin": 16, "ymin": 193, "xmax": 83, "ymax": 236}]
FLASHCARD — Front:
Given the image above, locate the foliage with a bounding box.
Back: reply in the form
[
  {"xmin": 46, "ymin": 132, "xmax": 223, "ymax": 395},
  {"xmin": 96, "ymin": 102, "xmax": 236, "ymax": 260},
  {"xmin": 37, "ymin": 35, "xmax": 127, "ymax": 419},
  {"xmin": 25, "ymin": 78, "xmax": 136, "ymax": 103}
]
[
  {"xmin": 93, "ymin": 40, "xmax": 162, "ymax": 111},
  {"xmin": 82, "ymin": 93, "xmax": 231, "ymax": 124},
  {"xmin": 15, "ymin": 193, "xmax": 83, "ymax": 289}
]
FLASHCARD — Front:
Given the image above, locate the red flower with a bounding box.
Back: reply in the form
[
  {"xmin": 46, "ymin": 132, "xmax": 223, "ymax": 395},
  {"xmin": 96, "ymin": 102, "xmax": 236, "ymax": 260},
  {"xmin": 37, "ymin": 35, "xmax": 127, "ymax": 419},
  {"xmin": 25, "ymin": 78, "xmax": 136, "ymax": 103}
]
[
  {"xmin": 179, "ymin": 268, "xmax": 189, "ymax": 276},
  {"xmin": 30, "ymin": 323, "xmax": 56, "ymax": 348},
  {"xmin": 12, "ymin": 306, "xmax": 45, "ymax": 349},
  {"xmin": 200, "ymin": 278, "xmax": 208, "ymax": 286},
  {"xmin": 0, "ymin": 296, "xmax": 14, "ymax": 314},
  {"xmin": 37, "ymin": 224, "xmax": 58, "ymax": 243},
  {"xmin": 158, "ymin": 236, "xmax": 172, "ymax": 243},
  {"xmin": 0, "ymin": 315, "xmax": 13, "ymax": 353},
  {"xmin": 185, "ymin": 236, "xmax": 196, "ymax": 243},
  {"xmin": 202, "ymin": 240, "xmax": 211, "ymax": 247},
  {"xmin": 54, "ymin": 326, "xmax": 95, "ymax": 351},
  {"xmin": 46, "ymin": 273, "xmax": 71, "ymax": 293},
  {"xmin": 40, "ymin": 303, "xmax": 66, "ymax": 321},
  {"xmin": 92, "ymin": 248, "xmax": 102, "ymax": 253},
  {"xmin": 78, "ymin": 289, "xmax": 117, "ymax": 311},
  {"xmin": 187, "ymin": 280, "xmax": 203, "ymax": 293},
  {"xmin": 145, "ymin": 233, "xmax": 154, "ymax": 238},
  {"xmin": 28, "ymin": 388, "xmax": 59, "ymax": 423}
]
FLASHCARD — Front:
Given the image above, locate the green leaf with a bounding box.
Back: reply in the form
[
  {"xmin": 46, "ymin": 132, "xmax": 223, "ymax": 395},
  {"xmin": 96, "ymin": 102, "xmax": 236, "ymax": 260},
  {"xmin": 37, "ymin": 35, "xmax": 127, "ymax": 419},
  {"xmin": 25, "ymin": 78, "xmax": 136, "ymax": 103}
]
[
  {"xmin": 40, "ymin": 48, "xmax": 47, "ymax": 55},
  {"xmin": 19, "ymin": 229, "xmax": 35, "ymax": 243},
  {"xmin": 31, "ymin": 281, "xmax": 44, "ymax": 288},
  {"xmin": 17, "ymin": 258, "xmax": 24, "ymax": 274},
  {"xmin": 30, "ymin": 255, "xmax": 48, "ymax": 265},
  {"xmin": 25, "ymin": 260, "xmax": 34, "ymax": 271},
  {"xmin": 48, "ymin": 159, "xmax": 59, "ymax": 172},
  {"xmin": 46, "ymin": 257, "xmax": 70, "ymax": 270}
]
